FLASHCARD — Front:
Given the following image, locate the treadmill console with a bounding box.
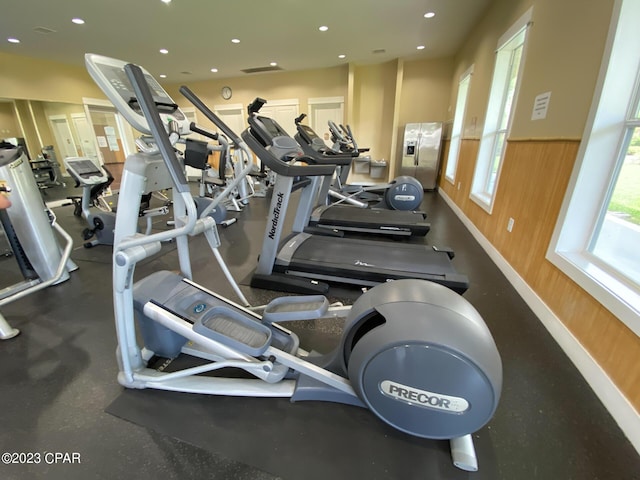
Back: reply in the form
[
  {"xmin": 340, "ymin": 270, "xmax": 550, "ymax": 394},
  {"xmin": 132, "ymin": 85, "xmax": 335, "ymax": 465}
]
[
  {"xmin": 297, "ymin": 124, "xmax": 318, "ymax": 142},
  {"xmin": 296, "ymin": 123, "xmax": 334, "ymax": 153},
  {"xmin": 249, "ymin": 115, "xmax": 304, "ymax": 163},
  {"xmin": 85, "ymin": 53, "xmax": 189, "ymax": 136},
  {"xmin": 252, "ymin": 115, "xmax": 288, "ymax": 142}
]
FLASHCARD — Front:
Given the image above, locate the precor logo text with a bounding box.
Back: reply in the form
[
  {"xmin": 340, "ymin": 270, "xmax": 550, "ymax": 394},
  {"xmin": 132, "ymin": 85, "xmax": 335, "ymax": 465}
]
[{"xmin": 379, "ymin": 380, "xmax": 469, "ymax": 413}]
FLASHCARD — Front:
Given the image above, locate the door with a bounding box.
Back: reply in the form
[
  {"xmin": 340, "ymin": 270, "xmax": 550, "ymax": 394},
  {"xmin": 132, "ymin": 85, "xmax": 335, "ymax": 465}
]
[
  {"xmin": 259, "ymin": 99, "xmax": 299, "ymax": 136},
  {"xmin": 70, "ymin": 113, "xmax": 98, "ymax": 160},
  {"xmin": 214, "ymin": 103, "xmax": 245, "ymax": 139},
  {"xmin": 49, "ymin": 116, "xmax": 79, "ymax": 159},
  {"xmin": 308, "ymin": 97, "xmax": 344, "ymax": 145}
]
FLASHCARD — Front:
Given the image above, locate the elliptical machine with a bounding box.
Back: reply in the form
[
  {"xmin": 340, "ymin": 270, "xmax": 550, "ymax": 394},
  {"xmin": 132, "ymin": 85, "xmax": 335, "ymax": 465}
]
[
  {"xmin": 319, "ymin": 119, "xmax": 425, "ymax": 211},
  {"xmin": 86, "ymin": 53, "xmax": 502, "ymax": 473},
  {"xmin": 293, "ymin": 114, "xmax": 430, "ymax": 237},
  {"xmin": 182, "ymin": 124, "xmax": 254, "ymax": 227}
]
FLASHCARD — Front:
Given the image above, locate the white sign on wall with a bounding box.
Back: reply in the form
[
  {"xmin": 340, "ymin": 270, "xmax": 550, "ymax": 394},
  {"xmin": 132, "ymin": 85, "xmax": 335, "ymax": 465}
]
[{"xmin": 531, "ymin": 91, "xmax": 552, "ymax": 121}]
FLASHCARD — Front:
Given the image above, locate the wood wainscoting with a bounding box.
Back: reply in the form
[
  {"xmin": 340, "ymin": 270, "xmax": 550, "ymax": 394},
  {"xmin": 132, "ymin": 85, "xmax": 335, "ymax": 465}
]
[{"xmin": 439, "ymin": 137, "xmax": 640, "ymax": 412}]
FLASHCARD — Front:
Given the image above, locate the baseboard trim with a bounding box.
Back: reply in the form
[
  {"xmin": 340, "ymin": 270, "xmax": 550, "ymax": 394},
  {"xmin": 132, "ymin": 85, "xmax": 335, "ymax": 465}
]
[{"xmin": 439, "ymin": 189, "xmax": 640, "ymax": 455}]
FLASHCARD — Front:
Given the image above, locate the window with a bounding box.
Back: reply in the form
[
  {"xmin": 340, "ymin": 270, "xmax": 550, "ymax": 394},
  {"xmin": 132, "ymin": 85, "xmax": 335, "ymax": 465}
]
[
  {"xmin": 471, "ymin": 8, "xmax": 532, "ymax": 212},
  {"xmin": 591, "ymin": 102, "xmax": 640, "ymax": 286},
  {"xmin": 445, "ymin": 66, "xmax": 473, "ymax": 184},
  {"xmin": 548, "ymin": 0, "xmax": 640, "ymax": 336}
]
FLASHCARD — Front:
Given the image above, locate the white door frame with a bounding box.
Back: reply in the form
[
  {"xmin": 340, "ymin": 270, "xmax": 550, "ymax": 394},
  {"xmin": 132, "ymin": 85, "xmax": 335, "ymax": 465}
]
[
  {"xmin": 307, "ymin": 96, "xmax": 344, "ymax": 131},
  {"xmin": 70, "ymin": 112, "xmax": 98, "ymax": 160},
  {"xmin": 48, "ymin": 114, "xmax": 79, "ymax": 159}
]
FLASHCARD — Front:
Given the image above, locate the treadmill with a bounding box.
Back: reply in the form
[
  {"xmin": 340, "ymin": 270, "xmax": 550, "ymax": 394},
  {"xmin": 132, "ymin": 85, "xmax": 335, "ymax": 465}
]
[
  {"xmin": 293, "ymin": 116, "xmax": 430, "ymax": 237},
  {"xmin": 242, "ymin": 98, "xmax": 469, "ymax": 295}
]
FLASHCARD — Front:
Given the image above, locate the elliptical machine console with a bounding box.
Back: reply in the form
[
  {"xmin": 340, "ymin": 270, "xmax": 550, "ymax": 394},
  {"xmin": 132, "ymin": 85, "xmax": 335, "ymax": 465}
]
[
  {"xmin": 85, "ymin": 54, "xmax": 190, "ymax": 136},
  {"xmin": 86, "ymin": 53, "xmax": 503, "ymax": 473}
]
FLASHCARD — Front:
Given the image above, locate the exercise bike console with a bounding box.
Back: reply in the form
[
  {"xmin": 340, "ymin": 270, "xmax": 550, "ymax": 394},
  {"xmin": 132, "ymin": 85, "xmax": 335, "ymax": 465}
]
[{"xmin": 65, "ymin": 157, "xmax": 109, "ymax": 185}]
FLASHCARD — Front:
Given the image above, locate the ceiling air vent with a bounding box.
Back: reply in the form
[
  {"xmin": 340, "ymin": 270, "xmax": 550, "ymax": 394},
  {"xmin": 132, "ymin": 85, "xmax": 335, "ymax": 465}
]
[
  {"xmin": 34, "ymin": 26, "xmax": 57, "ymax": 34},
  {"xmin": 241, "ymin": 65, "xmax": 283, "ymax": 74},
  {"xmin": 372, "ymin": 49, "xmax": 386, "ymax": 54}
]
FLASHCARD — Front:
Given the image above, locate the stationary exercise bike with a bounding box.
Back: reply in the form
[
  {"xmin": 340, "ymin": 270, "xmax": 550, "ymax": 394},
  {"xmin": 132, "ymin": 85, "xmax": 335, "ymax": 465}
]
[
  {"xmin": 64, "ymin": 158, "xmax": 118, "ymax": 247},
  {"xmin": 86, "ymin": 53, "xmax": 502, "ymax": 472}
]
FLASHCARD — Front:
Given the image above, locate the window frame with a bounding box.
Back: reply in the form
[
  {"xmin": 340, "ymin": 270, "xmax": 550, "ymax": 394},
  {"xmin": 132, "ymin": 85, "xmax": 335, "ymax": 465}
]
[
  {"xmin": 470, "ymin": 8, "xmax": 533, "ymax": 213},
  {"xmin": 445, "ymin": 65, "xmax": 474, "ymax": 185},
  {"xmin": 547, "ymin": 0, "xmax": 640, "ymax": 337}
]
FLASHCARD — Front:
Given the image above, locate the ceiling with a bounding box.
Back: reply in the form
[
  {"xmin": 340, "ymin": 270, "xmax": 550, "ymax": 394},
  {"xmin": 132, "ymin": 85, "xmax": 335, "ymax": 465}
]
[{"xmin": 0, "ymin": 0, "xmax": 493, "ymax": 82}]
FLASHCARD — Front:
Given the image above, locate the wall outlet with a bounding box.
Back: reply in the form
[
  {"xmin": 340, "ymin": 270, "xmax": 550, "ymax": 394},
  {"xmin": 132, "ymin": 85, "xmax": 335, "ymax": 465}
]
[{"xmin": 507, "ymin": 217, "xmax": 515, "ymax": 232}]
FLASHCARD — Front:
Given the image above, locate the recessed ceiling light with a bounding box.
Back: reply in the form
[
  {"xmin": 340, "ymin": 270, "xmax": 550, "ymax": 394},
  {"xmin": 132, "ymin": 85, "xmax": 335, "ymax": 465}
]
[
  {"xmin": 231, "ymin": 38, "xmax": 240, "ymax": 44},
  {"xmin": 161, "ymin": 0, "xmax": 172, "ymax": 4},
  {"xmin": 319, "ymin": 26, "xmax": 329, "ymax": 32},
  {"xmin": 72, "ymin": 18, "xmax": 85, "ymax": 25},
  {"xmin": 159, "ymin": 48, "xmax": 169, "ymax": 54},
  {"xmin": 270, "ymin": 62, "xmax": 278, "ymax": 67},
  {"xmin": 159, "ymin": 74, "xmax": 167, "ymax": 78},
  {"xmin": 338, "ymin": 54, "xmax": 346, "ymax": 59},
  {"xmin": 210, "ymin": 68, "xmax": 218, "ymax": 73},
  {"xmin": 417, "ymin": 45, "xmax": 425, "ymax": 50},
  {"xmin": 7, "ymin": 38, "xmax": 20, "ymax": 44},
  {"xmin": 424, "ymin": 12, "xmax": 435, "ymax": 18}
]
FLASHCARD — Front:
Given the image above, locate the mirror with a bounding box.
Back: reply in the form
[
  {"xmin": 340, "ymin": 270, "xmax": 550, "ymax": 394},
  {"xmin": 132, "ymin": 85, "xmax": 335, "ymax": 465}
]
[
  {"xmin": 0, "ymin": 97, "xmax": 142, "ymax": 203},
  {"xmin": 0, "ymin": 97, "xmax": 234, "ymax": 205}
]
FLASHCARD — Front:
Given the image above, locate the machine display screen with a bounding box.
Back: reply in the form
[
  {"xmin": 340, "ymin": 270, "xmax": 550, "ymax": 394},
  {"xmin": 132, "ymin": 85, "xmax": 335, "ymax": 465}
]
[
  {"xmin": 257, "ymin": 116, "xmax": 287, "ymax": 139},
  {"xmin": 69, "ymin": 159, "xmax": 101, "ymax": 176},
  {"xmin": 299, "ymin": 124, "xmax": 319, "ymax": 140},
  {"xmin": 99, "ymin": 64, "xmax": 185, "ymax": 120}
]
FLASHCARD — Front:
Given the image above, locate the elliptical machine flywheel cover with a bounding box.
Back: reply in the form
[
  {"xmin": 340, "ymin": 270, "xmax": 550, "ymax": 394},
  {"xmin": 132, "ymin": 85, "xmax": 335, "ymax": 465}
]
[
  {"xmin": 343, "ymin": 279, "xmax": 502, "ymax": 440},
  {"xmin": 385, "ymin": 176, "xmax": 423, "ymax": 211}
]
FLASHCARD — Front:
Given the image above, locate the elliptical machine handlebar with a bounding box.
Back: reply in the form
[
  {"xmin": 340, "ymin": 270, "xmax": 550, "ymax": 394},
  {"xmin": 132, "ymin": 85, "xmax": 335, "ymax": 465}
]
[
  {"xmin": 113, "ymin": 63, "xmax": 199, "ymax": 255},
  {"xmin": 344, "ymin": 124, "xmax": 360, "ymax": 152},
  {"xmin": 189, "ymin": 122, "xmax": 219, "ymax": 141},
  {"xmin": 328, "ymin": 120, "xmax": 347, "ymax": 143},
  {"xmin": 180, "ymin": 86, "xmax": 244, "ymax": 147},
  {"xmin": 329, "ymin": 121, "xmax": 369, "ymax": 154},
  {"xmin": 125, "ymin": 64, "xmax": 190, "ymax": 194}
]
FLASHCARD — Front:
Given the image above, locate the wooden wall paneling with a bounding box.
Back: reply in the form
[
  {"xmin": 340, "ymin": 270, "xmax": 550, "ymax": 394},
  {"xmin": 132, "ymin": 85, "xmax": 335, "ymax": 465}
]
[
  {"xmin": 440, "ymin": 139, "xmax": 451, "ymax": 191},
  {"xmin": 454, "ymin": 139, "xmax": 480, "ymax": 208},
  {"xmin": 489, "ymin": 140, "xmax": 578, "ymax": 278},
  {"xmin": 443, "ymin": 137, "xmax": 640, "ymax": 413}
]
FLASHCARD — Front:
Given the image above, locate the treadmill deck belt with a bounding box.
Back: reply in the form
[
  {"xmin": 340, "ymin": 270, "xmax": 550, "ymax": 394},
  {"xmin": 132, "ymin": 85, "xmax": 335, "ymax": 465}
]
[
  {"xmin": 313, "ymin": 205, "xmax": 430, "ymax": 235},
  {"xmin": 275, "ymin": 234, "xmax": 469, "ymax": 293}
]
